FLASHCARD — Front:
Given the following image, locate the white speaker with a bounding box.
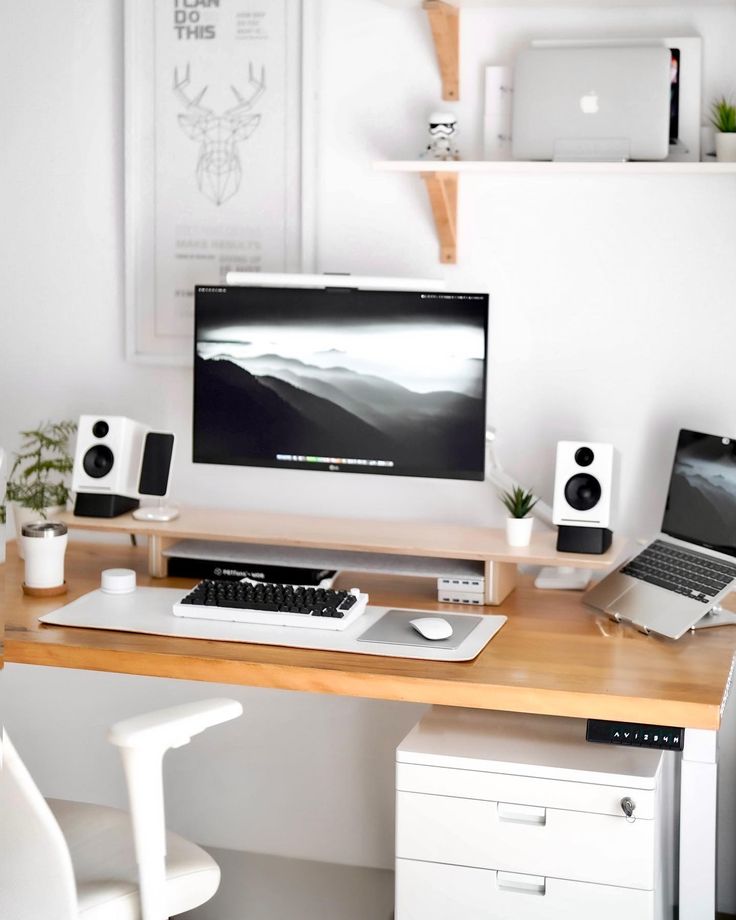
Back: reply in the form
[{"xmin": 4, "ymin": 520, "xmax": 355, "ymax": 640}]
[
  {"xmin": 72, "ymin": 416, "xmax": 149, "ymax": 517},
  {"xmin": 552, "ymin": 441, "xmax": 615, "ymax": 553}
]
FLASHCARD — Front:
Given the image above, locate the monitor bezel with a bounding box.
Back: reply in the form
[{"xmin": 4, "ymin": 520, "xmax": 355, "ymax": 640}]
[{"xmin": 192, "ymin": 283, "xmax": 489, "ymax": 482}]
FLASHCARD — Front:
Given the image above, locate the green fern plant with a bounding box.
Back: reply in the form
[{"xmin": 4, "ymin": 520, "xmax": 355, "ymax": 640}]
[
  {"xmin": 499, "ymin": 485, "xmax": 538, "ymax": 520},
  {"xmin": 711, "ymin": 97, "xmax": 736, "ymax": 133},
  {"xmin": 6, "ymin": 420, "xmax": 77, "ymax": 513}
]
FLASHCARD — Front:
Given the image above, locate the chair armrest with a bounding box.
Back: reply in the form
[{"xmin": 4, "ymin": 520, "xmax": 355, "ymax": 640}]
[
  {"xmin": 108, "ymin": 698, "xmax": 242, "ymax": 920},
  {"xmin": 109, "ymin": 698, "xmax": 243, "ymax": 752}
]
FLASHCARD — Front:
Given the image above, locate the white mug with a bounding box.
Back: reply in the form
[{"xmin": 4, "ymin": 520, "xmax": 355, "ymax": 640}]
[{"xmin": 22, "ymin": 521, "xmax": 68, "ymax": 589}]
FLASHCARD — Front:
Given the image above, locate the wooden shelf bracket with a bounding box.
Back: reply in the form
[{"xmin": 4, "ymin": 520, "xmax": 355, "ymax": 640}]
[
  {"xmin": 422, "ymin": 0, "xmax": 459, "ymax": 101},
  {"xmin": 421, "ymin": 170, "xmax": 458, "ymax": 264}
]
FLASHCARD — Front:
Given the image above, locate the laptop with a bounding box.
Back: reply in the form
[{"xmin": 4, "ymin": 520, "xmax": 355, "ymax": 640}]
[
  {"xmin": 584, "ymin": 429, "xmax": 736, "ymax": 639},
  {"xmin": 512, "ymin": 45, "xmax": 672, "ymax": 161}
]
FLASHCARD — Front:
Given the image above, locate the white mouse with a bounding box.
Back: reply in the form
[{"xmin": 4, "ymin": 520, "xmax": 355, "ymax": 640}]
[{"xmin": 410, "ymin": 617, "xmax": 454, "ymax": 641}]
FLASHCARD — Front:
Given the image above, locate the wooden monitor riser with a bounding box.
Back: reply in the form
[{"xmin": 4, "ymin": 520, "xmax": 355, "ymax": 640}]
[{"xmin": 55, "ymin": 508, "xmax": 626, "ymax": 606}]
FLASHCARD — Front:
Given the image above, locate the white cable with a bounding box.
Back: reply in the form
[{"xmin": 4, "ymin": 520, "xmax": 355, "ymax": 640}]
[{"xmin": 486, "ymin": 429, "xmax": 554, "ymax": 527}]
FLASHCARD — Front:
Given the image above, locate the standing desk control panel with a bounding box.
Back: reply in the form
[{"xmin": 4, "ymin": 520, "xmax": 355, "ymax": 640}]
[{"xmin": 586, "ymin": 719, "xmax": 684, "ymax": 750}]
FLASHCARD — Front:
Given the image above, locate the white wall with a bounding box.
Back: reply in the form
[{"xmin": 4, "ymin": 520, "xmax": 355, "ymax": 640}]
[{"xmin": 3, "ymin": 0, "xmax": 736, "ymax": 908}]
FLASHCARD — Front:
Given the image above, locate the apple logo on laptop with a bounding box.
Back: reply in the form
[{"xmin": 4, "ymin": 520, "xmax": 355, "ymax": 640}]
[{"xmin": 580, "ymin": 91, "xmax": 600, "ymax": 115}]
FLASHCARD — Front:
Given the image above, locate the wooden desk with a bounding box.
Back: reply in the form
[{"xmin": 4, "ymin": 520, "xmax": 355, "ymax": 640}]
[{"xmin": 4, "ymin": 540, "xmax": 734, "ymax": 920}]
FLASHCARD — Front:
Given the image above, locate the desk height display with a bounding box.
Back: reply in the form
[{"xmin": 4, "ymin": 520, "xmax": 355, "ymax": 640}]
[{"xmin": 56, "ymin": 508, "xmax": 624, "ymax": 605}]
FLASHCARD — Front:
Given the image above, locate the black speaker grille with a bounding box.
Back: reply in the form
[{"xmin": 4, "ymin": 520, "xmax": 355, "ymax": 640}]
[
  {"xmin": 83, "ymin": 444, "xmax": 114, "ymax": 479},
  {"xmin": 138, "ymin": 433, "xmax": 175, "ymax": 496},
  {"xmin": 564, "ymin": 473, "xmax": 601, "ymax": 511}
]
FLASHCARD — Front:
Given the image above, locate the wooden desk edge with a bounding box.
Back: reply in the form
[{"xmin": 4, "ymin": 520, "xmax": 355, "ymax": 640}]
[{"xmin": 5, "ymin": 634, "xmax": 725, "ymax": 731}]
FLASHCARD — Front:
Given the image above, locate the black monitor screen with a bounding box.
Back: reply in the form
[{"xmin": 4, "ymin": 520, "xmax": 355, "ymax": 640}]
[
  {"xmin": 662, "ymin": 428, "xmax": 736, "ymax": 557},
  {"xmin": 193, "ymin": 285, "xmax": 488, "ymax": 480}
]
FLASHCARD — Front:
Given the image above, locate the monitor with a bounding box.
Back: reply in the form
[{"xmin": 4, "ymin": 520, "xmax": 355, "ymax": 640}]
[{"xmin": 193, "ymin": 284, "xmax": 488, "ymax": 480}]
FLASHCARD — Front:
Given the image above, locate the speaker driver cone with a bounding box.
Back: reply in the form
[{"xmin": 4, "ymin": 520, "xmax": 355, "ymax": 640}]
[
  {"xmin": 83, "ymin": 445, "xmax": 115, "ymax": 479},
  {"xmin": 564, "ymin": 473, "xmax": 601, "ymax": 511}
]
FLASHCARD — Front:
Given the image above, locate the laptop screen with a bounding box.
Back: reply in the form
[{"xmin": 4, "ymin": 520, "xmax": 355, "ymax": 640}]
[{"xmin": 662, "ymin": 429, "xmax": 736, "ymax": 558}]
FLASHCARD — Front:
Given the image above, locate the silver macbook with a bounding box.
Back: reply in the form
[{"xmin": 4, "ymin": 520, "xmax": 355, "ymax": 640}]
[
  {"xmin": 512, "ymin": 45, "xmax": 671, "ymax": 161},
  {"xmin": 585, "ymin": 430, "xmax": 736, "ymax": 639}
]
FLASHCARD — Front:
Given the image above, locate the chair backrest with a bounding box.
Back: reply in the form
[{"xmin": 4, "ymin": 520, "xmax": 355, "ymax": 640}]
[{"xmin": 0, "ymin": 730, "xmax": 78, "ymax": 920}]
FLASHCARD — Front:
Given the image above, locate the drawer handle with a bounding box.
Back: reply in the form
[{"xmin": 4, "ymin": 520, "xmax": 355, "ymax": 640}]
[
  {"xmin": 497, "ymin": 871, "xmax": 546, "ymax": 896},
  {"xmin": 497, "ymin": 802, "xmax": 547, "ymax": 826}
]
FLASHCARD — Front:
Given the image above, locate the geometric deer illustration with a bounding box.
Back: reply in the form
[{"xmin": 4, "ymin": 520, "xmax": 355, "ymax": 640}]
[{"xmin": 173, "ymin": 63, "xmax": 266, "ymax": 206}]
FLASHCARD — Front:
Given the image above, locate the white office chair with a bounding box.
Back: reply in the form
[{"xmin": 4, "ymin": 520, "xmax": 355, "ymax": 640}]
[{"xmin": 0, "ymin": 697, "xmax": 243, "ymax": 920}]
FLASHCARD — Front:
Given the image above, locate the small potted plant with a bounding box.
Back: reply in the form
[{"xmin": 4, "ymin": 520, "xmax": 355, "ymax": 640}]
[
  {"xmin": 6, "ymin": 420, "xmax": 77, "ymax": 557},
  {"xmin": 711, "ymin": 96, "xmax": 736, "ymax": 162},
  {"xmin": 499, "ymin": 485, "xmax": 538, "ymax": 548}
]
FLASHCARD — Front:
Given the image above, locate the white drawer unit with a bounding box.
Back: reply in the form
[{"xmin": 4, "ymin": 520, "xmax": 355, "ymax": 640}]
[
  {"xmin": 396, "ymin": 859, "xmax": 655, "ymax": 920},
  {"xmin": 396, "ymin": 707, "xmax": 675, "ymax": 920}
]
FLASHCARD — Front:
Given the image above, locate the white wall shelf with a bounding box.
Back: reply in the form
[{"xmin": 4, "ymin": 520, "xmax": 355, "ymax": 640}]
[
  {"xmin": 375, "ymin": 159, "xmax": 736, "ymax": 175},
  {"xmin": 376, "ymin": 160, "xmax": 736, "ymax": 262},
  {"xmin": 382, "ymin": 0, "xmax": 735, "ymax": 8},
  {"xmin": 375, "ymin": 0, "xmax": 736, "ymax": 261}
]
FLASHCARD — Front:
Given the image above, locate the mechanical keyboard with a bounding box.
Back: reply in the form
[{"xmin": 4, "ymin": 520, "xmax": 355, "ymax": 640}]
[
  {"xmin": 173, "ymin": 578, "xmax": 369, "ymax": 631},
  {"xmin": 620, "ymin": 539, "xmax": 736, "ymax": 603}
]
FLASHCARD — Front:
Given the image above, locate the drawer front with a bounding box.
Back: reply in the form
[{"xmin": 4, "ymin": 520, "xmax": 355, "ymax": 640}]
[
  {"xmin": 397, "ymin": 763, "xmax": 656, "ymax": 819},
  {"xmin": 396, "ymin": 858, "xmax": 655, "ymax": 920},
  {"xmin": 396, "ymin": 791, "xmax": 654, "ymax": 889}
]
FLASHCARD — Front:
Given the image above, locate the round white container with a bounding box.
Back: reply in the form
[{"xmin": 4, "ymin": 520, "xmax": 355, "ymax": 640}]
[
  {"xmin": 505, "ymin": 516, "xmax": 533, "ymax": 548},
  {"xmin": 101, "ymin": 568, "xmax": 137, "ymax": 595},
  {"xmin": 22, "ymin": 521, "xmax": 68, "ymax": 589}
]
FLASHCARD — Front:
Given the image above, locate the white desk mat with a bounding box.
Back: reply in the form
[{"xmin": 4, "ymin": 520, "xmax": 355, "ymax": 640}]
[{"xmin": 39, "ymin": 588, "xmax": 506, "ymax": 662}]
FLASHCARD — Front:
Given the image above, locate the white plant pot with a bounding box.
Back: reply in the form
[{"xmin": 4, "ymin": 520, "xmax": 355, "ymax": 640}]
[
  {"xmin": 11, "ymin": 503, "xmax": 65, "ymax": 559},
  {"xmin": 506, "ymin": 516, "xmax": 533, "ymax": 548},
  {"xmin": 715, "ymin": 132, "xmax": 736, "ymax": 162}
]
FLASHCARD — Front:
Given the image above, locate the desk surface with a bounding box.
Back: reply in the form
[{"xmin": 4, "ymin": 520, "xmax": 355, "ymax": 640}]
[{"xmin": 4, "ymin": 540, "xmax": 735, "ymax": 729}]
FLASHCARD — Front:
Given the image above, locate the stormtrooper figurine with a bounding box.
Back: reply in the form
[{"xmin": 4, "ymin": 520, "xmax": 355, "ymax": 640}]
[{"xmin": 421, "ymin": 111, "xmax": 460, "ymax": 161}]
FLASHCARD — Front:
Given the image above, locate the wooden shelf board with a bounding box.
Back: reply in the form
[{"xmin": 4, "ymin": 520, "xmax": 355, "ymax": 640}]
[
  {"xmin": 376, "ymin": 158, "xmax": 736, "ymax": 175},
  {"xmin": 55, "ymin": 508, "xmax": 626, "ymax": 570}
]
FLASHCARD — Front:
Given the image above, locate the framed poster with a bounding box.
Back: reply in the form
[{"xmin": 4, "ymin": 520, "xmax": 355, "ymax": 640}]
[{"xmin": 125, "ymin": 0, "xmax": 315, "ymax": 363}]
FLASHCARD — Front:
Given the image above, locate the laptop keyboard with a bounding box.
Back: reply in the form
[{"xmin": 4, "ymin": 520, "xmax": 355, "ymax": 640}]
[{"xmin": 621, "ymin": 540, "xmax": 736, "ymax": 603}]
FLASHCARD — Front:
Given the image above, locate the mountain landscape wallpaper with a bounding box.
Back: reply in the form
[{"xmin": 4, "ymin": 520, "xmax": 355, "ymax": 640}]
[
  {"xmin": 193, "ymin": 287, "xmax": 488, "ymax": 479},
  {"xmin": 663, "ymin": 430, "xmax": 736, "ymax": 553}
]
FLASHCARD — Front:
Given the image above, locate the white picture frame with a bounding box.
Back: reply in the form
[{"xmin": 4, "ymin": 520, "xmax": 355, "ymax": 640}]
[{"xmin": 124, "ymin": 0, "xmax": 319, "ymax": 365}]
